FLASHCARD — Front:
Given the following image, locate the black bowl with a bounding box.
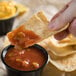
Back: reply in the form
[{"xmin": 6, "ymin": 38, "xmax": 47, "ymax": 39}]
[
  {"xmin": 0, "ymin": 11, "xmax": 18, "ymax": 36},
  {"xmin": 1, "ymin": 44, "xmax": 48, "ymax": 76}
]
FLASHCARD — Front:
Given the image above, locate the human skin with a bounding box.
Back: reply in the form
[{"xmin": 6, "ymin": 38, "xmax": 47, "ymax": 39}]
[{"xmin": 48, "ymin": 0, "xmax": 76, "ymax": 40}]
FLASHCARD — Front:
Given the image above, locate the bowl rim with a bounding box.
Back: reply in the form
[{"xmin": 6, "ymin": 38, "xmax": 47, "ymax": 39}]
[{"xmin": 1, "ymin": 44, "xmax": 48, "ymax": 73}]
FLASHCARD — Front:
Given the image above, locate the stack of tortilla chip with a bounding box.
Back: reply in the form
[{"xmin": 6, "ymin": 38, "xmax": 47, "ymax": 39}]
[{"xmin": 39, "ymin": 36, "xmax": 76, "ymax": 72}]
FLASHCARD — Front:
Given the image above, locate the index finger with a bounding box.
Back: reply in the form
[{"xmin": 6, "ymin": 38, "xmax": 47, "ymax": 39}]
[{"xmin": 48, "ymin": 0, "xmax": 76, "ymax": 31}]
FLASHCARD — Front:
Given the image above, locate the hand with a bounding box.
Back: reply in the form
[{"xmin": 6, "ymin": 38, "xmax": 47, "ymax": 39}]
[{"xmin": 48, "ymin": 0, "xmax": 76, "ymax": 40}]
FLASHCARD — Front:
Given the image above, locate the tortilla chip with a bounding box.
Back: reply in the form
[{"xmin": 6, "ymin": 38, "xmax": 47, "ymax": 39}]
[
  {"xmin": 38, "ymin": 37, "xmax": 76, "ymax": 72},
  {"xmin": 38, "ymin": 36, "xmax": 76, "ymax": 72},
  {"xmin": 49, "ymin": 53, "xmax": 76, "ymax": 72},
  {"xmin": 7, "ymin": 11, "xmax": 69, "ymax": 48},
  {"xmin": 40, "ymin": 36, "xmax": 76, "ymax": 56},
  {"xmin": 16, "ymin": 3, "xmax": 29, "ymax": 16},
  {"xmin": 24, "ymin": 11, "xmax": 70, "ymax": 39},
  {"xmin": 58, "ymin": 34, "xmax": 76, "ymax": 46},
  {"xmin": 7, "ymin": 11, "xmax": 50, "ymax": 48}
]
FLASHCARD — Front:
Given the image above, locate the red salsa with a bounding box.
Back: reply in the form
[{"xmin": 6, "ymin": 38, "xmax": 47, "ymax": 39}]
[
  {"xmin": 7, "ymin": 25, "xmax": 41, "ymax": 48},
  {"xmin": 4, "ymin": 47, "xmax": 46, "ymax": 71}
]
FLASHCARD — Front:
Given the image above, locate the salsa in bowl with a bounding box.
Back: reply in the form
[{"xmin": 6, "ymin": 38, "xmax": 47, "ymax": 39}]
[{"xmin": 1, "ymin": 44, "xmax": 48, "ymax": 76}]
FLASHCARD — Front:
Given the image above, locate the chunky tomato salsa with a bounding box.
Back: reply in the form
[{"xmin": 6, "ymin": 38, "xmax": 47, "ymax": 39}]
[
  {"xmin": 7, "ymin": 25, "xmax": 41, "ymax": 48},
  {"xmin": 4, "ymin": 47, "xmax": 46, "ymax": 71}
]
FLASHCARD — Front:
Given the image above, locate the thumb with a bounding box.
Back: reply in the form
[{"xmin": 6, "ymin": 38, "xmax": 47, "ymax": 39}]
[{"xmin": 48, "ymin": 0, "xmax": 76, "ymax": 31}]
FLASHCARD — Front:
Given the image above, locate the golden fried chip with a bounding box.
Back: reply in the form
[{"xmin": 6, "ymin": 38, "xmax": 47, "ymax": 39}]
[{"xmin": 7, "ymin": 11, "xmax": 69, "ymax": 48}]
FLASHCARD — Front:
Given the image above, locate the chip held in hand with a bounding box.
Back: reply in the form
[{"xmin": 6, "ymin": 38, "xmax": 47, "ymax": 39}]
[{"xmin": 7, "ymin": 11, "xmax": 69, "ymax": 49}]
